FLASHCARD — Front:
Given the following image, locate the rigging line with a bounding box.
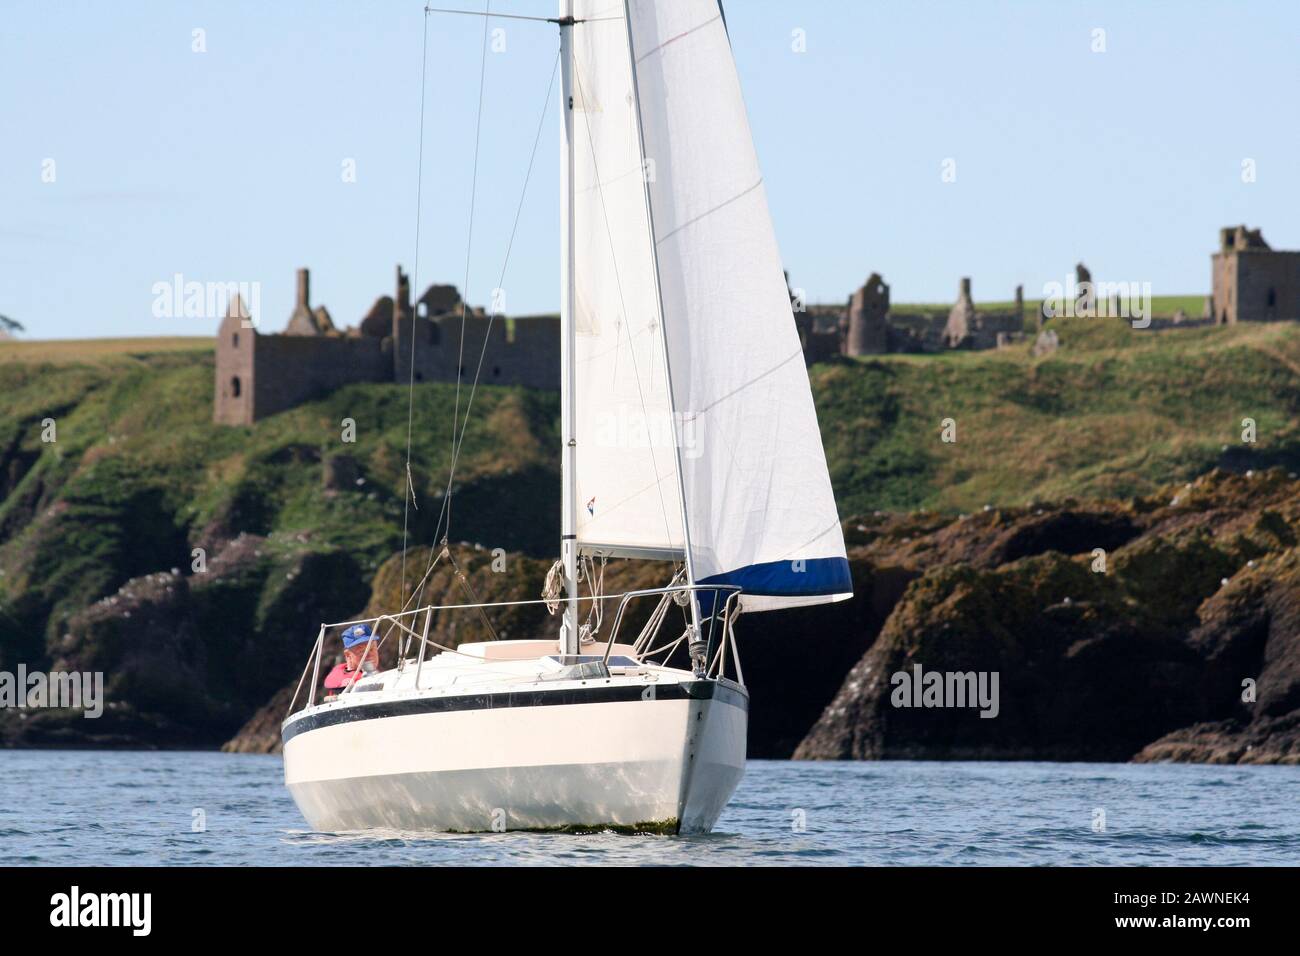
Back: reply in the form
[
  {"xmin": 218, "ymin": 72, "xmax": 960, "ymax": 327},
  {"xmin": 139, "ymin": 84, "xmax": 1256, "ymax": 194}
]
[
  {"xmin": 441, "ymin": 0, "xmax": 493, "ymax": 544},
  {"xmin": 570, "ymin": 58, "xmax": 680, "ymax": 558},
  {"xmin": 420, "ymin": 48, "xmax": 560, "ymax": 596},
  {"xmin": 431, "ymin": 47, "xmax": 560, "ymax": 554},
  {"xmin": 399, "ymin": 3, "xmax": 434, "ymax": 625},
  {"xmin": 423, "ymin": 6, "xmax": 620, "ymax": 24}
]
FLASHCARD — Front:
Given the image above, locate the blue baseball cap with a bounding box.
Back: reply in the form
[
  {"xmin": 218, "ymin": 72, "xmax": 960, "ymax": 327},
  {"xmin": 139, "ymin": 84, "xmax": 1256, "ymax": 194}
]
[{"xmin": 341, "ymin": 624, "xmax": 374, "ymax": 649}]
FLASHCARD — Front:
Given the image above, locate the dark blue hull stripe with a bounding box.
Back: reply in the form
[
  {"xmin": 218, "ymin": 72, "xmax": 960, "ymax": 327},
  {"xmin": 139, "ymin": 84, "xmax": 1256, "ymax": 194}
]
[{"xmin": 281, "ymin": 679, "xmax": 749, "ymax": 746}]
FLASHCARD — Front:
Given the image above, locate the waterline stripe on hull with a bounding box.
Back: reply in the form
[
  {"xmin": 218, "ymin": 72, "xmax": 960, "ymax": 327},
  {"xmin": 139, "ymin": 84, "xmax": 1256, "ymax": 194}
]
[{"xmin": 282, "ymin": 679, "xmax": 748, "ymax": 745}]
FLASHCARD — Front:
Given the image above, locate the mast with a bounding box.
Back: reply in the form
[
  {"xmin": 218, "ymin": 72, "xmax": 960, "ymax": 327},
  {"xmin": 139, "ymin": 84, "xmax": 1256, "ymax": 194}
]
[{"xmin": 558, "ymin": 0, "xmax": 580, "ymax": 660}]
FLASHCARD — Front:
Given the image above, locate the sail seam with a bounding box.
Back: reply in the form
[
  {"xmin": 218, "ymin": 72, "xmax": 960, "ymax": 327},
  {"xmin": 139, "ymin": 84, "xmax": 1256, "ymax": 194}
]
[
  {"xmin": 633, "ymin": 13, "xmax": 722, "ymax": 63},
  {"xmin": 653, "ymin": 178, "xmax": 763, "ymax": 247},
  {"xmin": 683, "ymin": 346, "xmax": 804, "ymax": 419}
]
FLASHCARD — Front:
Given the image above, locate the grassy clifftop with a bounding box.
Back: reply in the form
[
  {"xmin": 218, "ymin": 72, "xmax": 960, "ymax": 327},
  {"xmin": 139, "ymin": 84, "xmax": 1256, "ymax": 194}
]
[{"xmin": 819, "ymin": 316, "xmax": 1300, "ymax": 514}]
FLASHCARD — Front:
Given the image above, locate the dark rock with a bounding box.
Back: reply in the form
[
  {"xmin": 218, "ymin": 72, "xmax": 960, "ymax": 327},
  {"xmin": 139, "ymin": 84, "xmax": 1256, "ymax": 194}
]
[
  {"xmin": 1133, "ymin": 713, "xmax": 1300, "ymax": 765},
  {"xmin": 794, "ymin": 553, "xmax": 1204, "ymax": 761},
  {"xmin": 2, "ymin": 535, "xmax": 370, "ymax": 749},
  {"xmin": 798, "ymin": 470, "xmax": 1300, "ymax": 764},
  {"xmin": 222, "ymin": 685, "xmax": 294, "ymax": 754}
]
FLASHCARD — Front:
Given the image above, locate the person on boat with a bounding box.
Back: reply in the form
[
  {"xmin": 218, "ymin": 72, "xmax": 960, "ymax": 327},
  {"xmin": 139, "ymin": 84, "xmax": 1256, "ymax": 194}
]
[{"xmin": 322, "ymin": 623, "xmax": 380, "ymax": 698}]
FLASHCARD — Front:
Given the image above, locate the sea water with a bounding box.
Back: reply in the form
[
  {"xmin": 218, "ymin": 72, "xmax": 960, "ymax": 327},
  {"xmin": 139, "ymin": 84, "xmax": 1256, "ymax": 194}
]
[{"xmin": 2, "ymin": 752, "xmax": 1296, "ymax": 866}]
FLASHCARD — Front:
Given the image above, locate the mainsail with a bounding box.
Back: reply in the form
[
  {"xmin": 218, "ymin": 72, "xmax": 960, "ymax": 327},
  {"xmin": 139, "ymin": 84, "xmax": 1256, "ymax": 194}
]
[
  {"xmin": 571, "ymin": 1, "xmax": 685, "ymax": 559},
  {"xmin": 569, "ymin": 0, "xmax": 851, "ymax": 612}
]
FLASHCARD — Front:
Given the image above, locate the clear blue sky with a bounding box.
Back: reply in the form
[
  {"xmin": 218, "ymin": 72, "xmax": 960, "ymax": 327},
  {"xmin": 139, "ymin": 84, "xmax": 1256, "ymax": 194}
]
[{"xmin": 2, "ymin": 0, "xmax": 1296, "ymax": 339}]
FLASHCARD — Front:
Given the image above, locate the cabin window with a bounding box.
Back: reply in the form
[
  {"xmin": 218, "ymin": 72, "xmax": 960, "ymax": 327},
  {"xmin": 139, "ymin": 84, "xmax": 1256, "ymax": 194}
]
[{"xmin": 231, "ymin": 376, "xmax": 242, "ymax": 398}]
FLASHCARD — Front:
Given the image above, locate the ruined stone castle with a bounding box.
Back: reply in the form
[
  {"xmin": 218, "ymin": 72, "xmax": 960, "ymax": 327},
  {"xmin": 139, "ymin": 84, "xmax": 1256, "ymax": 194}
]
[
  {"xmin": 215, "ymin": 265, "xmax": 1026, "ymax": 424},
  {"xmin": 213, "ymin": 225, "xmax": 1296, "ymax": 424},
  {"xmin": 797, "ymin": 274, "xmax": 1027, "ymax": 360},
  {"xmin": 214, "ymin": 267, "xmax": 559, "ymax": 425},
  {"xmin": 1210, "ymin": 226, "xmax": 1300, "ymax": 325}
]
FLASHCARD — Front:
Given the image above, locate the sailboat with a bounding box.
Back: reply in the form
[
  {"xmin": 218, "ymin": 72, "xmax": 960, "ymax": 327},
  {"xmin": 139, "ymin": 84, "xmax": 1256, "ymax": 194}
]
[{"xmin": 281, "ymin": 0, "xmax": 851, "ymax": 834}]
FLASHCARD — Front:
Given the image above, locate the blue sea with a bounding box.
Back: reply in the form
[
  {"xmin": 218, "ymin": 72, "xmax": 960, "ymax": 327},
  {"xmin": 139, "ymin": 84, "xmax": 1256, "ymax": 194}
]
[{"xmin": 2, "ymin": 752, "xmax": 1297, "ymax": 866}]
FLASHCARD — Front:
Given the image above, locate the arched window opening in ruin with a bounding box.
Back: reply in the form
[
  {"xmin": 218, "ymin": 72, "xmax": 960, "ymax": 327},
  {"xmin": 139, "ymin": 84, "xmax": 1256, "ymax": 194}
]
[
  {"xmin": 232, "ymin": 332, "xmax": 239, "ymax": 348},
  {"xmin": 1267, "ymin": 288, "xmax": 1277, "ymax": 308},
  {"xmin": 415, "ymin": 371, "xmax": 424, "ymax": 382},
  {"xmin": 231, "ymin": 376, "xmax": 242, "ymax": 398},
  {"xmin": 492, "ymin": 366, "xmax": 501, "ymax": 377}
]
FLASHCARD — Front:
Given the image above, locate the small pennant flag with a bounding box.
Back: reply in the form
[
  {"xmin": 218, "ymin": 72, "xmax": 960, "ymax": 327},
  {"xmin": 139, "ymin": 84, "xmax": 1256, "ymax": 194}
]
[{"xmin": 586, "ymin": 496, "xmax": 596, "ymax": 516}]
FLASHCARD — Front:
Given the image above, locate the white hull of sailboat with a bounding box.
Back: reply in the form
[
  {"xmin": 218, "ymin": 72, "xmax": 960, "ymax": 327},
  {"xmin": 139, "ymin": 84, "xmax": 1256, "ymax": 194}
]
[{"xmin": 282, "ymin": 678, "xmax": 747, "ymax": 834}]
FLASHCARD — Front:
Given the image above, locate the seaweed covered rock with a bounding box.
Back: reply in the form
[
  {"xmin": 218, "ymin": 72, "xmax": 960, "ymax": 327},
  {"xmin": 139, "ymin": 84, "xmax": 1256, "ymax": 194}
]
[
  {"xmin": 794, "ymin": 552, "xmax": 1204, "ymax": 760},
  {"xmin": 1132, "ymin": 714, "xmax": 1300, "ymax": 765},
  {"xmin": 800, "ymin": 470, "xmax": 1300, "ymax": 763},
  {"xmin": 1133, "ymin": 547, "xmax": 1300, "ymax": 763},
  {"xmin": 0, "ymin": 534, "xmax": 369, "ymax": 748}
]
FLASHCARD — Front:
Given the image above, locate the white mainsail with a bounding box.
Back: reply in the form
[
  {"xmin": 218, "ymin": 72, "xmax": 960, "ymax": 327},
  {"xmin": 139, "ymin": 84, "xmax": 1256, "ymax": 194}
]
[
  {"xmin": 571, "ymin": 0, "xmax": 686, "ymax": 559},
  {"xmin": 571, "ymin": 0, "xmax": 851, "ymax": 612}
]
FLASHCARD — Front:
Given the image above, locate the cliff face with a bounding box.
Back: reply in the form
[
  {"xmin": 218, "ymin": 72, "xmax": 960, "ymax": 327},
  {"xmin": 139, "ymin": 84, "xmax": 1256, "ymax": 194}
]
[
  {"xmin": 796, "ymin": 469, "xmax": 1300, "ymax": 764},
  {"xmin": 1, "ymin": 533, "xmax": 370, "ymax": 748}
]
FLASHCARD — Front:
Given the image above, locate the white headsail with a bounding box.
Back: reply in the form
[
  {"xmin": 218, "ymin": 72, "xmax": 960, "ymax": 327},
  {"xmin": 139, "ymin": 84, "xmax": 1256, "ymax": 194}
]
[{"xmin": 571, "ymin": 0, "xmax": 851, "ymax": 612}]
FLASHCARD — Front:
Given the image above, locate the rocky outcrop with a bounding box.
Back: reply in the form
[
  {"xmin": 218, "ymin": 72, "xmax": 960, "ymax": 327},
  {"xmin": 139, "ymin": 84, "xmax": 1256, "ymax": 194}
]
[
  {"xmin": 798, "ymin": 468, "xmax": 1300, "ymax": 763},
  {"xmin": 221, "ymin": 685, "xmax": 294, "ymax": 754},
  {"xmin": 0, "ymin": 533, "xmax": 370, "ymax": 748},
  {"xmin": 1131, "ymin": 545, "xmax": 1300, "ymax": 763},
  {"xmin": 794, "ymin": 551, "xmax": 1207, "ymax": 760},
  {"xmin": 1131, "ymin": 715, "xmax": 1300, "ymax": 764}
]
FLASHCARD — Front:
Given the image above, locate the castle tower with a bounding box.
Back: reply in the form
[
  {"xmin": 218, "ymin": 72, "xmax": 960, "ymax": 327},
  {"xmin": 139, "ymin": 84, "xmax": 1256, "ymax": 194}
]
[
  {"xmin": 1074, "ymin": 262, "xmax": 1094, "ymax": 317},
  {"xmin": 214, "ymin": 295, "xmax": 256, "ymax": 425},
  {"xmin": 844, "ymin": 273, "xmax": 890, "ymax": 355},
  {"xmin": 285, "ymin": 267, "xmax": 334, "ymax": 336},
  {"xmin": 393, "ymin": 265, "xmax": 413, "ymax": 383},
  {"xmin": 942, "ymin": 277, "xmax": 978, "ymax": 347},
  {"xmin": 1211, "ymin": 225, "xmax": 1300, "ymax": 324},
  {"xmin": 395, "ymin": 265, "xmax": 412, "ymax": 322}
]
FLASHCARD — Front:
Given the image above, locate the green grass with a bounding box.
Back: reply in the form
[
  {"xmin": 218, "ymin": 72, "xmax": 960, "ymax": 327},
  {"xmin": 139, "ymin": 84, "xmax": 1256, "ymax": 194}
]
[
  {"xmin": 818, "ymin": 317, "xmax": 1300, "ymax": 515},
  {"xmin": 0, "ymin": 336, "xmax": 212, "ymax": 364}
]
